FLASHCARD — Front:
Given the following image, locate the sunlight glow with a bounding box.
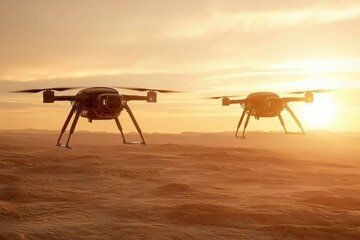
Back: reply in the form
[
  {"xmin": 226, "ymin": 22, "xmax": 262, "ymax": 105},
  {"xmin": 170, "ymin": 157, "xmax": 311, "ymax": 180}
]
[{"xmin": 300, "ymin": 94, "xmax": 337, "ymax": 128}]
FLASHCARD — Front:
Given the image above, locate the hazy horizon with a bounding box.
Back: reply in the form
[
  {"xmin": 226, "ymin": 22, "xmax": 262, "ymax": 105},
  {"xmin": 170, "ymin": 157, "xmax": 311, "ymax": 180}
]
[{"xmin": 1, "ymin": 127, "xmax": 360, "ymax": 134}]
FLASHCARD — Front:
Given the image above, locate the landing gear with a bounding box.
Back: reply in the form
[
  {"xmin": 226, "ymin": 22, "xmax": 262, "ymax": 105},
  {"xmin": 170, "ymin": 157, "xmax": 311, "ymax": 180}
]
[
  {"xmin": 235, "ymin": 103, "xmax": 305, "ymax": 139},
  {"xmin": 115, "ymin": 103, "xmax": 146, "ymax": 145},
  {"xmin": 56, "ymin": 102, "xmax": 146, "ymax": 149},
  {"xmin": 235, "ymin": 104, "xmax": 250, "ymax": 139},
  {"xmin": 283, "ymin": 104, "xmax": 305, "ymax": 135},
  {"xmin": 56, "ymin": 103, "xmax": 83, "ymax": 149}
]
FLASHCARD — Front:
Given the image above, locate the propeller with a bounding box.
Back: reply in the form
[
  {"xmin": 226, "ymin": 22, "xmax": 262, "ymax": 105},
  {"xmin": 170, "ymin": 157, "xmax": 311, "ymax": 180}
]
[
  {"xmin": 203, "ymin": 95, "xmax": 245, "ymax": 100},
  {"xmin": 287, "ymin": 89, "xmax": 334, "ymax": 94},
  {"xmin": 10, "ymin": 87, "xmax": 81, "ymax": 93},
  {"xmin": 116, "ymin": 87, "xmax": 182, "ymax": 93}
]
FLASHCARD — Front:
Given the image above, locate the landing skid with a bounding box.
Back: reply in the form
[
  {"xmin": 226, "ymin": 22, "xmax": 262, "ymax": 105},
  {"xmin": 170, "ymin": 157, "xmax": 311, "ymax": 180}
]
[
  {"xmin": 123, "ymin": 142, "xmax": 146, "ymax": 146},
  {"xmin": 56, "ymin": 143, "xmax": 72, "ymax": 150},
  {"xmin": 235, "ymin": 136, "xmax": 246, "ymax": 139}
]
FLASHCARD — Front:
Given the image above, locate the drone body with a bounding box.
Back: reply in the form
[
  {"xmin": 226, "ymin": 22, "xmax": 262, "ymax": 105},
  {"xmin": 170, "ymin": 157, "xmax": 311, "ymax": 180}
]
[
  {"xmin": 217, "ymin": 91, "xmax": 320, "ymax": 138},
  {"xmin": 44, "ymin": 87, "xmax": 156, "ymax": 121},
  {"xmin": 14, "ymin": 86, "xmax": 174, "ymax": 149},
  {"xmin": 238, "ymin": 92, "xmax": 284, "ymax": 118},
  {"xmin": 76, "ymin": 87, "xmax": 124, "ymax": 121}
]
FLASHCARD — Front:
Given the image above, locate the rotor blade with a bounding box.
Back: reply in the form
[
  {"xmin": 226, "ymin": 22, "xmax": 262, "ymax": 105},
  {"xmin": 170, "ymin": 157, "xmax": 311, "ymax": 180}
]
[
  {"xmin": 203, "ymin": 96, "xmax": 223, "ymax": 100},
  {"xmin": 156, "ymin": 89, "xmax": 182, "ymax": 93},
  {"xmin": 118, "ymin": 87, "xmax": 148, "ymax": 92},
  {"xmin": 287, "ymin": 89, "xmax": 335, "ymax": 94},
  {"xmin": 9, "ymin": 87, "xmax": 81, "ymax": 93},
  {"xmin": 287, "ymin": 91, "xmax": 306, "ymax": 94},
  {"xmin": 203, "ymin": 95, "xmax": 245, "ymax": 100},
  {"xmin": 51, "ymin": 87, "xmax": 81, "ymax": 91},
  {"xmin": 311, "ymin": 89, "xmax": 335, "ymax": 93},
  {"xmin": 10, "ymin": 89, "xmax": 45, "ymax": 93},
  {"xmin": 116, "ymin": 87, "xmax": 182, "ymax": 93}
]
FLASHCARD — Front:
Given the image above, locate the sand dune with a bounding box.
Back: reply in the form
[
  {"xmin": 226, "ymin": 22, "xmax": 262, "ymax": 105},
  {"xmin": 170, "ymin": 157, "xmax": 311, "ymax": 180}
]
[{"xmin": 0, "ymin": 130, "xmax": 359, "ymax": 239}]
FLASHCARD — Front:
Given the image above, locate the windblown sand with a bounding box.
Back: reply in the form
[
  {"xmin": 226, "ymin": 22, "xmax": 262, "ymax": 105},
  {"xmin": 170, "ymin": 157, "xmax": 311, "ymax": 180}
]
[{"xmin": 0, "ymin": 131, "xmax": 359, "ymax": 239}]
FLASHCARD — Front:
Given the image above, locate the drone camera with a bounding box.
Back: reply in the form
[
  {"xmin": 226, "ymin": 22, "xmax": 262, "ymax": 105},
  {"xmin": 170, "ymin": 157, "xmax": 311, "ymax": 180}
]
[
  {"xmin": 147, "ymin": 91, "xmax": 157, "ymax": 103},
  {"xmin": 43, "ymin": 90, "xmax": 55, "ymax": 103},
  {"xmin": 305, "ymin": 92, "xmax": 314, "ymax": 103},
  {"xmin": 100, "ymin": 94, "xmax": 122, "ymax": 110},
  {"xmin": 222, "ymin": 97, "xmax": 230, "ymax": 106}
]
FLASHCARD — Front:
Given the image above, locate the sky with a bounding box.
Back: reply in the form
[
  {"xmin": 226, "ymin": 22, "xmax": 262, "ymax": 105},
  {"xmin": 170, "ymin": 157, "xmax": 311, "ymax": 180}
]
[{"xmin": 0, "ymin": 0, "xmax": 360, "ymax": 133}]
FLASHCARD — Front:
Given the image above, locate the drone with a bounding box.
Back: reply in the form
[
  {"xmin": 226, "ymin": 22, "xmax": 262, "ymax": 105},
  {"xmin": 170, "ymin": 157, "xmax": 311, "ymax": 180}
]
[
  {"xmin": 206, "ymin": 90, "xmax": 330, "ymax": 138},
  {"xmin": 12, "ymin": 87, "xmax": 179, "ymax": 148}
]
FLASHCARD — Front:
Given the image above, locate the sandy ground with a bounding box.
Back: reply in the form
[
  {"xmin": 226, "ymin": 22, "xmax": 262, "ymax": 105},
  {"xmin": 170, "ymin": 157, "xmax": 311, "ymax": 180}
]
[{"xmin": 0, "ymin": 130, "xmax": 359, "ymax": 239}]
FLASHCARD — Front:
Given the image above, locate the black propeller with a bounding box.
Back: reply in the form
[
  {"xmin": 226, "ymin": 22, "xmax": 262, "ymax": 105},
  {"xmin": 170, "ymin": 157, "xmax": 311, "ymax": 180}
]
[
  {"xmin": 10, "ymin": 87, "xmax": 81, "ymax": 93},
  {"xmin": 116, "ymin": 87, "xmax": 182, "ymax": 93},
  {"xmin": 203, "ymin": 95, "xmax": 245, "ymax": 100},
  {"xmin": 287, "ymin": 89, "xmax": 334, "ymax": 94}
]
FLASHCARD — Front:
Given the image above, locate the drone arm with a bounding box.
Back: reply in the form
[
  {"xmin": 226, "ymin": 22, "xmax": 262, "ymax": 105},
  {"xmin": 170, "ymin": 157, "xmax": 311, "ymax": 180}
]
[
  {"xmin": 123, "ymin": 92, "xmax": 157, "ymax": 103},
  {"xmin": 53, "ymin": 96, "xmax": 79, "ymax": 101},
  {"xmin": 282, "ymin": 97, "xmax": 306, "ymax": 103},
  {"xmin": 43, "ymin": 95, "xmax": 88, "ymax": 103},
  {"xmin": 123, "ymin": 95, "xmax": 148, "ymax": 101},
  {"xmin": 228, "ymin": 99, "xmax": 247, "ymax": 105}
]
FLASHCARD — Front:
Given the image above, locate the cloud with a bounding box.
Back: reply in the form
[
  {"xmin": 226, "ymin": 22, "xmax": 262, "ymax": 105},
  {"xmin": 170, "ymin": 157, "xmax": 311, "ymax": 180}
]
[
  {"xmin": 1, "ymin": 1, "xmax": 360, "ymax": 80},
  {"xmin": 163, "ymin": 7, "xmax": 360, "ymax": 38}
]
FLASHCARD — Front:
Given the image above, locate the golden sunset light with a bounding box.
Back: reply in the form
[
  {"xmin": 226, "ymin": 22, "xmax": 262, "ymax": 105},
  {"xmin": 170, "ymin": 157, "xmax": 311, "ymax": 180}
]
[
  {"xmin": 0, "ymin": 1, "xmax": 360, "ymax": 133},
  {"xmin": 300, "ymin": 93, "xmax": 338, "ymax": 127},
  {"xmin": 1, "ymin": 2, "xmax": 360, "ymax": 239}
]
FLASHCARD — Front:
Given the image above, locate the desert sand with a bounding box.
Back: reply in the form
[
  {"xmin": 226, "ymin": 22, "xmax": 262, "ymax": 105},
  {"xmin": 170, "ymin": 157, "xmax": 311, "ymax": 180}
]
[{"xmin": 0, "ymin": 130, "xmax": 359, "ymax": 239}]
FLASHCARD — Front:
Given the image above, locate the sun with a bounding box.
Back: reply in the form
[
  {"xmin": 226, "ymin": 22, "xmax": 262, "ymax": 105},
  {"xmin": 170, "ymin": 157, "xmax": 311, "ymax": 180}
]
[{"xmin": 299, "ymin": 94, "xmax": 337, "ymax": 129}]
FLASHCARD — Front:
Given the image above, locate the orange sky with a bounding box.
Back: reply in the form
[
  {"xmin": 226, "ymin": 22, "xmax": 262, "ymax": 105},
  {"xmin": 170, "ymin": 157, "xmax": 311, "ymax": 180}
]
[{"xmin": 0, "ymin": 1, "xmax": 360, "ymax": 133}]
